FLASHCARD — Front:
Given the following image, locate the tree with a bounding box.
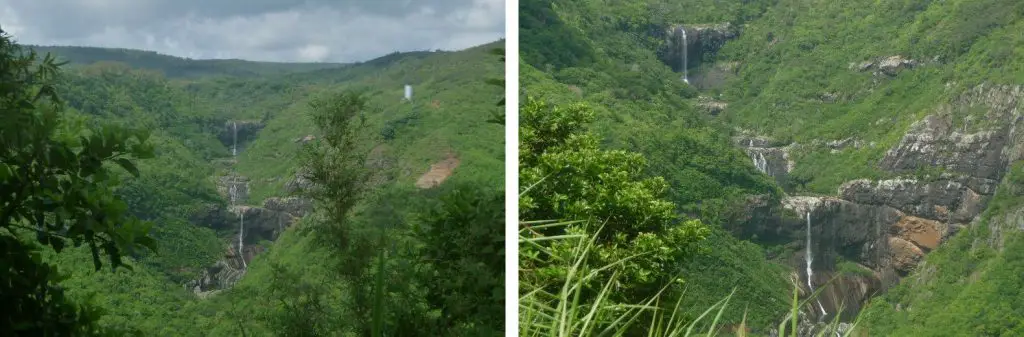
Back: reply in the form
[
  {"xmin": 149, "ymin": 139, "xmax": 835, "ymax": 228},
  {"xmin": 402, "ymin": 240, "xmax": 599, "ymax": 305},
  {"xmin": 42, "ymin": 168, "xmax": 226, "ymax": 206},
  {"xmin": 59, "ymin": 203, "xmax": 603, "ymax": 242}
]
[
  {"xmin": 0, "ymin": 29, "xmax": 156, "ymax": 335},
  {"xmin": 518, "ymin": 96, "xmax": 709, "ymax": 300},
  {"xmin": 416, "ymin": 184, "xmax": 504, "ymax": 334}
]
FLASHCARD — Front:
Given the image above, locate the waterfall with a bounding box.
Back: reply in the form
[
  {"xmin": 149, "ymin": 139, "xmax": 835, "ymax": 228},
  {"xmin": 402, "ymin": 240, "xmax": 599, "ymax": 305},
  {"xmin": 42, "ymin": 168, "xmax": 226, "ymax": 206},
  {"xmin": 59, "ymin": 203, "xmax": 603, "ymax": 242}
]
[
  {"xmin": 806, "ymin": 212, "xmax": 827, "ymax": 318},
  {"xmin": 231, "ymin": 122, "xmax": 237, "ymax": 156},
  {"xmin": 752, "ymin": 151, "xmax": 770, "ymax": 175},
  {"xmin": 229, "ymin": 121, "xmax": 245, "ymax": 270},
  {"xmin": 680, "ymin": 27, "xmax": 689, "ymax": 84},
  {"xmin": 747, "ymin": 139, "xmax": 770, "ymax": 175}
]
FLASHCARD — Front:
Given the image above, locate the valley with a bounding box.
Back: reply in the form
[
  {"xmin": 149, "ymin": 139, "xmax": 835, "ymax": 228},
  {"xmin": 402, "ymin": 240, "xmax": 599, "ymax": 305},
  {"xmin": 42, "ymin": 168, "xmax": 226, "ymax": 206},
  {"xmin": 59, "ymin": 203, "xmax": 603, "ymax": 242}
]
[{"xmin": 519, "ymin": 0, "xmax": 1024, "ymax": 335}]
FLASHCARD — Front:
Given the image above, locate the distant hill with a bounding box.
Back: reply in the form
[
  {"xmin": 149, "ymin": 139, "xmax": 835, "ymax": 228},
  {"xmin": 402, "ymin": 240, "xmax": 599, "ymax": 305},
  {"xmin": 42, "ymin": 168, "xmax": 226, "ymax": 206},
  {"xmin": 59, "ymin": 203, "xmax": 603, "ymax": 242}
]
[{"xmin": 27, "ymin": 45, "xmax": 348, "ymax": 78}]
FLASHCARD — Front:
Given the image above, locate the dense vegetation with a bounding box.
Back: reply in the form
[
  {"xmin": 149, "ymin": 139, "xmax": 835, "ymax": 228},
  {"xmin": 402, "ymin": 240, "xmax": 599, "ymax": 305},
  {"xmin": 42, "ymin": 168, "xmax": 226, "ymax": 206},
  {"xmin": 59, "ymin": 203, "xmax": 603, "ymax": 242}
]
[
  {"xmin": 520, "ymin": 0, "xmax": 793, "ymax": 332},
  {"xmin": 521, "ymin": 0, "xmax": 1023, "ymax": 335},
  {"xmin": 2, "ymin": 26, "xmax": 504, "ymax": 335}
]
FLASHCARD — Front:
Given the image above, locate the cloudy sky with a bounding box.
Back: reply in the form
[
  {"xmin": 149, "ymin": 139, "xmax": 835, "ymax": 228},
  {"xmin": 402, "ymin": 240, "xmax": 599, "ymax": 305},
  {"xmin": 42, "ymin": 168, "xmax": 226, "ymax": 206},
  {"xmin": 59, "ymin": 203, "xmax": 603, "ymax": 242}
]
[{"xmin": 0, "ymin": 0, "xmax": 504, "ymax": 62}]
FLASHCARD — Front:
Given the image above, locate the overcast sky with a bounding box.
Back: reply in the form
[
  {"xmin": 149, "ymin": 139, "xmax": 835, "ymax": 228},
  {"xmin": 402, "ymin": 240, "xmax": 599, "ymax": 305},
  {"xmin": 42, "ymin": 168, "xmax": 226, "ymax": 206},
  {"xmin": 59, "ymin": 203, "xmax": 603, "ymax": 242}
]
[{"xmin": 0, "ymin": 0, "xmax": 504, "ymax": 62}]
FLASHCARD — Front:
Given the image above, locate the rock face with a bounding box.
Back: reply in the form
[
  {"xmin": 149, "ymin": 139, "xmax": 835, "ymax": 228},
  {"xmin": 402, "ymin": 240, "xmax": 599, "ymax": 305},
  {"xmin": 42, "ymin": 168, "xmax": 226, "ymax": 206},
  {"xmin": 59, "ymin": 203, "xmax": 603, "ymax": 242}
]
[
  {"xmin": 217, "ymin": 120, "xmax": 264, "ymax": 151},
  {"xmin": 760, "ymin": 84, "xmax": 1024, "ymax": 320},
  {"xmin": 735, "ymin": 135, "xmax": 794, "ymax": 186},
  {"xmin": 851, "ymin": 55, "xmax": 918, "ymax": 76},
  {"xmin": 230, "ymin": 205, "xmax": 297, "ymax": 244},
  {"xmin": 217, "ymin": 174, "xmax": 250, "ymax": 203},
  {"xmin": 263, "ymin": 196, "xmax": 312, "ymax": 218},
  {"xmin": 697, "ymin": 96, "xmax": 728, "ymax": 115},
  {"xmin": 658, "ymin": 23, "xmax": 739, "ymax": 73}
]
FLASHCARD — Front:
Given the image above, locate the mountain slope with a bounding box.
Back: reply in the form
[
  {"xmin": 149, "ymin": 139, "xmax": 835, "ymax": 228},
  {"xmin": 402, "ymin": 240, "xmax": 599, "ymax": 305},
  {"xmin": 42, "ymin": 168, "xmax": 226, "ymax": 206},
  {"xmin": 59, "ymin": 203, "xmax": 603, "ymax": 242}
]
[
  {"xmin": 29, "ymin": 40, "xmax": 504, "ymax": 335},
  {"xmin": 523, "ymin": 0, "xmax": 1024, "ymax": 334}
]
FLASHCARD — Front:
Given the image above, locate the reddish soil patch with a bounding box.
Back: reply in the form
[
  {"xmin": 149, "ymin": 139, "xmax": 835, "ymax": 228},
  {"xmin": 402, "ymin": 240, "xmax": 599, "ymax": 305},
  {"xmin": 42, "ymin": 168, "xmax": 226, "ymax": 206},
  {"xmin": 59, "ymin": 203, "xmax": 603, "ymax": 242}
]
[
  {"xmin": 892, "ymin": 216, "xmax": 942, "ymax": 251},
  {"xmin": 415, "ymin": 153, "xmax": 460, "ymax": 189}
]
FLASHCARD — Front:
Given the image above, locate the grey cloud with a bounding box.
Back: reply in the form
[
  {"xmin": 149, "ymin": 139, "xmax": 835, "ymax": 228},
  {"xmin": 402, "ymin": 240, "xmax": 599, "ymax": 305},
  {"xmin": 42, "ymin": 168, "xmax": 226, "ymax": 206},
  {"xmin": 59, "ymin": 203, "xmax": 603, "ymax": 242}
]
[{"xmin": 0, "ymin": 0, "xmax": 504, "ymax": 62}]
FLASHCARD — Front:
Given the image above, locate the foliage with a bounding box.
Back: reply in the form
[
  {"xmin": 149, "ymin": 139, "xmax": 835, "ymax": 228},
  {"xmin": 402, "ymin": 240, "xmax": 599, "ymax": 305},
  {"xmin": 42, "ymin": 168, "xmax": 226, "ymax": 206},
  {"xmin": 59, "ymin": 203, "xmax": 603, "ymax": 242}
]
[
  {"xmin": 3, "ymin": 30, "xmax": 505, "ymax": 335},
  {"xmin": 520, "ymin": 219, "xmax": 858, "ymax": 337},
  {"xmin": 415, "ymin": 184, "xmax": 505, "ymax": 332},
  {"xmin": 0, "ymin": 28, "xmax": 159, "ymax": 335},
  {"xmin": 519, "ymin": 96, "xmax": 711, "ymax": 307},
  {"xmin": 520, "ymin": 0, "xmax": 793, "ymax": 329}
]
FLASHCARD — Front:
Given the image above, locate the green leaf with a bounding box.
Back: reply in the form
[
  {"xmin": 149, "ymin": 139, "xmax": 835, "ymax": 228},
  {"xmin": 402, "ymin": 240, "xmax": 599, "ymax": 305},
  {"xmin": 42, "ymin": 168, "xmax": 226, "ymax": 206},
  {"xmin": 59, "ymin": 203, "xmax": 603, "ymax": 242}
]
[{"xmin": 114, "ymin": 158, "xmax": 140, "ymax": 177}]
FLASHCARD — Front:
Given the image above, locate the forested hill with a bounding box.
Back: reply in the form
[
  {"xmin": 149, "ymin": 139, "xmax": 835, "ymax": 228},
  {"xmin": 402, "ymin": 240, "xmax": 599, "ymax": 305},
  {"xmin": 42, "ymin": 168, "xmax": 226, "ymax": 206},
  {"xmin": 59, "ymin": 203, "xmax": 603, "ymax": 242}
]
[
  {"xmin": 6, "ymin": 35, "xmax": 504, "ymax": 336},
  {"xmin": 520, "ymin": 0, "xmax": 1023, "ymax": 335},
  {"xmin": 30, "ymin": 45, "xmax": 346, "ymax": 78}
]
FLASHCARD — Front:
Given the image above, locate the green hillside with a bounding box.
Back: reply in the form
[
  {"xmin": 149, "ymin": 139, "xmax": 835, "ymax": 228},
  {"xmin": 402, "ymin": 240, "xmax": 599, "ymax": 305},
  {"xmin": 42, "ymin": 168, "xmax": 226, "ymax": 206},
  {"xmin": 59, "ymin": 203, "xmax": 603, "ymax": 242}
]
[
  {"xmin": 3, "ymin": 27, "xmax": 504, "ymax": 336},
  {"xmin": 521, "ymin": 0, "xmax": 1024, "ymax": 335}
]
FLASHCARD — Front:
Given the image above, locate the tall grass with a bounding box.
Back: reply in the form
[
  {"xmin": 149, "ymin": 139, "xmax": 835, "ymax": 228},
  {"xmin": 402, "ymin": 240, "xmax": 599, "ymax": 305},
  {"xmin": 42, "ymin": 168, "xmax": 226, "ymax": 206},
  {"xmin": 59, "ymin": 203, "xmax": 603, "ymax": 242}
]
[{"xmin": 519, "ymin": 220, "xmax": 861, "ymax": 337}]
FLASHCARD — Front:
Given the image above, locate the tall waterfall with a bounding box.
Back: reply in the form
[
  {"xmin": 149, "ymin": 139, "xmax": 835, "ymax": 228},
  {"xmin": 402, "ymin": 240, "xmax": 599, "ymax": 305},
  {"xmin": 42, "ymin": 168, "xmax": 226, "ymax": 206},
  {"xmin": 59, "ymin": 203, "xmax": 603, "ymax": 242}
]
[
  {"xmin": 679, "ymin": 27, "xmax": 689, "ymax": 84},
  {"xmin": 229, "ymin": 121, "xmax": 245, "ymax": 269},
  {"xmin": 806, "ymin": 212, "xmax": 827, "ymax": 318},
  {"xmin": 231, "ymin": 122, "xmax": 238, "ymax": 156},
  {"xmin": 239, "ymin": 211, "xmax": 246, "ymax": 269}
]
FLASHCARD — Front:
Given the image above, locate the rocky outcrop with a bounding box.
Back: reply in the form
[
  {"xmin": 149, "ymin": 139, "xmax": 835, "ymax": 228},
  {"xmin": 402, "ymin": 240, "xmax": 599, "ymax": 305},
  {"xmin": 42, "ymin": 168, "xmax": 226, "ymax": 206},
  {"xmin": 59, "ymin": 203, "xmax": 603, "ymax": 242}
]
[
  {"xmin": 263, "ymin": 196, "xmax": 312, "ymax": 218},
  {"xmin": 696, "ymin": 96, "xmax": 728, "ymax": 115},
  {"xmin": 217, "ymin": 120, "xmax": 264, "ymax": 151},
  {"xmin": 284, "ymin": 167, "xmax": 313, "ymax": 194},
  {"xmin": 217, "ymin": 173, "xmax": 249, "ymax": 200},
  {"xmin": 230, "ymin": 205, "xmax": 296, "ymax": 243},
  {"xmin": 759, "ymin": 84, "xmax": 1024, "ymax": 321},
  {"xmin": 736, "ymin": 135, "xmax": 794, "ymax": 186},
  {"xmin": 839, "ymin": 178, "xmax": 990, "ymax": 224},
  {"xmin": 850, "ymin": 55, "xmax": 918, "ymax": 76},
  {"xmin": 881, "ymin": 115, "xmax": 1008, "ymax": 181},
  {"xmin": 658, "ymin": 23, "xmax": 739, "ymax": 73}
]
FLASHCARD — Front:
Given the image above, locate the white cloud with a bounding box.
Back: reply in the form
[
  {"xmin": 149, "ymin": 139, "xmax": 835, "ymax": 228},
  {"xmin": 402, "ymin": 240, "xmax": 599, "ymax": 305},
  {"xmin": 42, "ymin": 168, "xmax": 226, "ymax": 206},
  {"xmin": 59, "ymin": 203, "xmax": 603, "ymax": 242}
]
[{"xmin": 1, "ymin": 0, "xmax": 505, "ymax": 62}]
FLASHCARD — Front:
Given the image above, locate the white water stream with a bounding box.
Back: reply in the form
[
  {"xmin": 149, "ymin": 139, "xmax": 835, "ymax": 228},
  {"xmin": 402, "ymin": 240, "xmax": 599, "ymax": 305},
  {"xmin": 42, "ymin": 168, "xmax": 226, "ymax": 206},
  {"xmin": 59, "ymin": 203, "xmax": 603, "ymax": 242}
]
[
  {"xmin": 806, "ymin": 212, "xmax": 827, "ymax": 318},
  {"xmin": 680, "ymin": 27, "xmax": 689, "ymax": 83}
]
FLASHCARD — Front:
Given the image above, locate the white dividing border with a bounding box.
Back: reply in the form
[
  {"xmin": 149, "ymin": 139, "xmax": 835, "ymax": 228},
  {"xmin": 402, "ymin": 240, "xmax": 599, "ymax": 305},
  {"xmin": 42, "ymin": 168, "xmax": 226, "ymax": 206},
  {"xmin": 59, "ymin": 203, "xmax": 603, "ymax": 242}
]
[{"xmin": 504, "ymin": 0, "xmax": 519, "ymax": 334}]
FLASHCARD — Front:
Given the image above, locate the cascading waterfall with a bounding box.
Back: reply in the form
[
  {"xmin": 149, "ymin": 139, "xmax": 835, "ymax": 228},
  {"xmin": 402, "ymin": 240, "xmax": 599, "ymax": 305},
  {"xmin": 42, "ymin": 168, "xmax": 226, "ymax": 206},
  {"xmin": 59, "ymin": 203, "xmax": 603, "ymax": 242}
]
[
  {"xmin": 679, "ymin": 27, "xmax": 689, "ymax": 84},
  {"xmin": 806, "ymin": 212, "xmax": 827, "ymax": 318},
  {"xmin": 752, "ymin": 151, "xmax": 770, "ymax": 175},
  {"xmin": 229, "ymin": 121, "xmax": 246, "ymax": 270},
  {"xmin": 747, "ymin": 140, "xmax": 770, "ymax": 175}
]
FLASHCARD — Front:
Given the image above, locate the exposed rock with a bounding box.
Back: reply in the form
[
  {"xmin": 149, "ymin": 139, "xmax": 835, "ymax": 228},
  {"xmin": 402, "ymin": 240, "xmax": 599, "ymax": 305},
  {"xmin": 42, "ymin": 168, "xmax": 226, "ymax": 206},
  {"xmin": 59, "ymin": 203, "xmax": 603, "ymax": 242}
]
[
  {"xmin": 229, "ymin": 205, "xmax": 296, "ymax": 243},
  {"xmin": 284, "ymin": 167, "xmax": 313, "ymax": 194},
  {"xmin": 659, "ymin": 23, "xmax": 739, "ymax": 73},
  {"xmin": 293, "ymin": 134, "xmax": 316, "ymax": 143},
  {"xmin": 839, "ymin": 178, "xmax": 989, "ymax": 223},
  {"xmin": 737, "ymin": 136, "xmax": 794, "ymax": 185},
  {"xmin": 216, "ymin": 174, "xmax": 250, "ymax": 203},
  {"xmin": 852, "ymin": 61, "xmax": 874, "ymax": 72},
  {"xmin": 813, "ymin": 269, "xmax": 883, "ymax": 322},
  {"xmin": 877, "ymin": 56, "xmax": 917, "ymax": 76},
  {"xmin": 187, "ymin": 258, "xmax": 244, "ymax": 295},
  {"xmin": 820, "ymin": 92, "xmax": 839, "ymax": 103},
  {"xmin": 887, "ymin": 237, "xmax": 923, "ymax": 274},
  {"xmin": 825, "ymin": 138, "xmax": 865, "ymax": 151},
  {"xmin": 881, "ymin": 115, "xmax": 1007, "ymax": 181},
  {"xmin": 882, "ymin": 84, "xmax": 1024, "ymax": 184},
  {"xmin": 188, "ymin": 203, "xmax": 234, "ymax": 230},
  {"xmin": 263, "ymin": 196, "xmax": 312, "ymax": 218},
  {"xmin": 696, "ymin": 96, "xmax": 728, "ymax": 115},
  {"xmin": 217, "ymin": 120, "xmax": 265, "ymax": 151},
  {"xmin": 891, "ymin": 216, "xmax": 943, "ymax": 251}
]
